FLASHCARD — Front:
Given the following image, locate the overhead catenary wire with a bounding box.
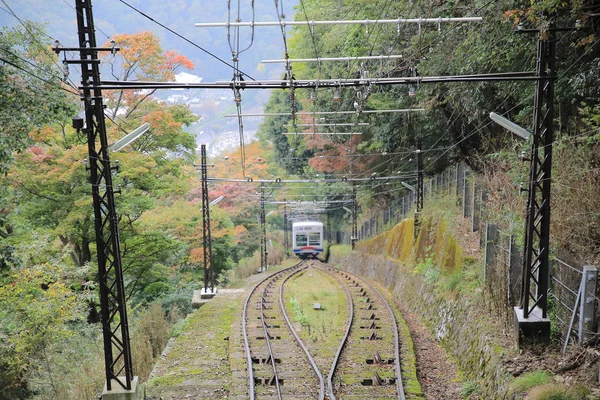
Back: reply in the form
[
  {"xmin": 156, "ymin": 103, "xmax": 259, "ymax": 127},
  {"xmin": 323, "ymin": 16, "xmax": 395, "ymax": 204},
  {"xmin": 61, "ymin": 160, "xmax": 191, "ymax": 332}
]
[
  {"xmin": 1, "ymin": 0, "xmax": 81, "ymax": 93},
  {"xmin": 117, "ymin": 0, "xmax": 255, "ymax": 81}
]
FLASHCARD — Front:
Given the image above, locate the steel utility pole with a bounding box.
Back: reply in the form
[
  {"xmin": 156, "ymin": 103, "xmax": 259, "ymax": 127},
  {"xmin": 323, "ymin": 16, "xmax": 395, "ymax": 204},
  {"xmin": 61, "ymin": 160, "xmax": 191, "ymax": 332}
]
[
  {"xmin": 351, "ymin": 184, "xmax": 358, "ymax": 249},
  {"xmin": 415, "ymin": 145, "xmax": 424, "ymax": 239},
  {"xmin": 59, "ymin": 0, "xmax": 135, "ymax": 393},
  {"xmin": 200, "ymin": 145, "xmax": 215, "ymax": 294},
  {"xmin": 259, "ymin": 184, "xmax": 267, "ymax": 271},
  {"xmin": 516, "ymin": 17, "xmax": 556, "ymax": 346},
  {"xmin": 283, "ymin": 199, "xmax": 289, "ymax": 258}
]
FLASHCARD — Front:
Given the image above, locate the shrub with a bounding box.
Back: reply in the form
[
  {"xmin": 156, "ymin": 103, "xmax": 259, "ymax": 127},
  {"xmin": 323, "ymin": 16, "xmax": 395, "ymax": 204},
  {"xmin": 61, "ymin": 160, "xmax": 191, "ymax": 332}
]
[
  {"xmin": 509, "ymin": 370, "xmax": 554, "ymax": 397},
  {"xmin": 525, "ymin": 383, "xmax": 590, "ymax": 400}
]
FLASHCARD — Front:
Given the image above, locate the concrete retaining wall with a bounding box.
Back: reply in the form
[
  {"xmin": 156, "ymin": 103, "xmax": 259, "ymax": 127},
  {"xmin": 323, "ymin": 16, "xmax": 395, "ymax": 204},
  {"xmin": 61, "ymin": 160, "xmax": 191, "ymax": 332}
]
[{"xmin": 330, "ymin": 225, "xmax": 512, "ymax": 398}]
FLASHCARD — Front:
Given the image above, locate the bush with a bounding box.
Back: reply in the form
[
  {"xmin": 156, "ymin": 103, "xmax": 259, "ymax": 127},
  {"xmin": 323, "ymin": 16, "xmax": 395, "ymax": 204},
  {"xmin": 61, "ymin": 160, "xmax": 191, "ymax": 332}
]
[
  {"xmin": 525, "ymin": 383, "xmax": 590, "ymax": 400},
  {"xmin": 509, "ymin": 371, "xmax": 554, "ymax": 397}
]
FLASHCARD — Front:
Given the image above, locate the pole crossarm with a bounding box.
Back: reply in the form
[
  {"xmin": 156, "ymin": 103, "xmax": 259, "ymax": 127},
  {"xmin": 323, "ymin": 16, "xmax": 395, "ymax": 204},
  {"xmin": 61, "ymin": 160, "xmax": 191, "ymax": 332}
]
[
  {"xmin": 264, "ymin": 200, "xmax": 354, "ymax": 205},
  {"xmin": 67, "ymin": 0, "xmax": 133, "ymax": 391},
  {"xmin": 282, "ymin": 132, "xmax": 363, "ymax": 135},
  {"xmin": 195, "ymin": 16, "xmax": 483, "ymax": 28},
  {"xmin": 222, "ymin": 109, "xmax": 426, "ymax": 117},
  {"xmin": 262, "ymin": 55, "xmax": 404, "ymax": 63},
  {"xmin": 284, "ymin": 123, "xmax": 370, "ymax": 127},
  {"xmin": 95, "ymin": 71, "xmax": 541, "ymax": 90},
  {"xmin": 207, "ymin": 174, "xmax": 417, "ymax": 183}
]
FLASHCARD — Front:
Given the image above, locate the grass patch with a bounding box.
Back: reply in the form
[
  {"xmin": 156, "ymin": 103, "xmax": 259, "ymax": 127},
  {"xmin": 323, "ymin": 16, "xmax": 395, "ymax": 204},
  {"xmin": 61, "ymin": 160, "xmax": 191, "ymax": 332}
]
[
  {"xmin": 525, "ymin": 383, "xmax": 590, "ymax": 400},
  {"xmin": 461, "ymin": 380, "xmax": 482, "ymax": 399},
  {"xmin": 329, "ymin": 244, "xmax": 352, "ymax": 261},
  {"xmin": 508, "ymin": 370, "xmax": 554, "ymax": 396},
  {"xmin": 284, "ymin": 268, "xmax": 348, "ymax": 373}
]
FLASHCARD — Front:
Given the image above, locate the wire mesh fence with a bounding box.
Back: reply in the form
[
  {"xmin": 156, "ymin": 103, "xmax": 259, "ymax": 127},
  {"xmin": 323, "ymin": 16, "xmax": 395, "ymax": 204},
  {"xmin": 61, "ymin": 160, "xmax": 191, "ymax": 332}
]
[{"xmin": 333, "ymin": 161, "xmax": 599, "ymax": 349}]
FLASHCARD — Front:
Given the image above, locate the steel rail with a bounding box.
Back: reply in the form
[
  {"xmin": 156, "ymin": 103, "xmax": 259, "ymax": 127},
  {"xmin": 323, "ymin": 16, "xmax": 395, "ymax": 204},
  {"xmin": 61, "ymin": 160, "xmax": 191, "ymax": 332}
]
[
  {"xmin": 325, "ymin": 265, "xmax": 406, "ymax": 400},
  {"xmin": 260, "ymin": 279, "xmax": 283, "ymax": 400},
  {"xmin": 355, "ymin": 272, "xmax": 405, "ymax": 400},
  {"xmin": 320, "ymin": 266, "xmax": 354, "ymax": 400},
  {"xmin": 279, "ymin": 264, "xmax": 326, "ymax": 399},
  {"xmin": 241, "ymin": 262, "xmax": 302, "ymax": 400}
]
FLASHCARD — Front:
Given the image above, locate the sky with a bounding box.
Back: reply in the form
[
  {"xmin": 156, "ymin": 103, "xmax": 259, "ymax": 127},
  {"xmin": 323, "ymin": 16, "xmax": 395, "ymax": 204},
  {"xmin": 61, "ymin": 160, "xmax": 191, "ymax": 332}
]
[{"xmin": 0, "ymin": 0, "xmax": 295, "ymax": 82}]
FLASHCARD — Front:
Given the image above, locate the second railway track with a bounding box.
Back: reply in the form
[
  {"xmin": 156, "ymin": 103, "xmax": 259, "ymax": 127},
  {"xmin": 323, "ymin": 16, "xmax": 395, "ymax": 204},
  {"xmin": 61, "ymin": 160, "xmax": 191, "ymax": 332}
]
[{"xmin": 237, "ymin": 260, "xmax": 406, "ymax": 400}]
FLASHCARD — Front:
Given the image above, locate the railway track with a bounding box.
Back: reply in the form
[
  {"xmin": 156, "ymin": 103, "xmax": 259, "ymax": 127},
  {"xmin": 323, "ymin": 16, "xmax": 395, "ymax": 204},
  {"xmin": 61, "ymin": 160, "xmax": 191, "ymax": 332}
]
[
  {"xmin": 242, "ymin": 262, "xmax": 324, "ymax": 399},
  {"xmin": 240, "ymin": 260, "xmax": 405, "ymax": 400}
]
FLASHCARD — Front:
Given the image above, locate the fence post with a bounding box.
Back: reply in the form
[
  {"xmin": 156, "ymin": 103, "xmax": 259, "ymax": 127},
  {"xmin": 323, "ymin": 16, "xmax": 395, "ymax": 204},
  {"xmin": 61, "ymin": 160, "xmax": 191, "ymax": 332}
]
[
  {"xmin": 463, "ymin": 169, "xmax": 471, "ymax": 218},
  {"xmin": 508, "ymin": 235, "xmax": 522, "ymax": 305},
  {"xmin": 456, "ymin": 163, "xmax": 464, "ymax": 201},
  {"xmin": 472, "ymin": 183, "xmax": 480, "ymax": 232},
  {"xmin": 484, "ymin": 223, "xmax": 498, "ymax": 281},
  {"xmin": 579, "ymin": 266, "xmax": 598, "ymax": 345}
]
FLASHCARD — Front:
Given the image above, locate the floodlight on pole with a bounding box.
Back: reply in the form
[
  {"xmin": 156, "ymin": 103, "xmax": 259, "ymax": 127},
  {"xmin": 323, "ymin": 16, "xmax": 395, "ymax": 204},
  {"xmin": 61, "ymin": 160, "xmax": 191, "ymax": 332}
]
[
  {"xmin": 401, "ymin": 181, "xmax": 416, "ymax": 192},
  {"xmin": 109, "ymin": 123, "xmax": 150, "ymax": 152},
  {"xmin": 266, "ymin": 210, "xmax": 276, "ymax": 217},
  {"xmin": 489, "ymin": 112, "xmax": 531, "ymax": 140},
  {"xmin": 209, "ymin": 195, "xmax": 225, "ymax": 206}
]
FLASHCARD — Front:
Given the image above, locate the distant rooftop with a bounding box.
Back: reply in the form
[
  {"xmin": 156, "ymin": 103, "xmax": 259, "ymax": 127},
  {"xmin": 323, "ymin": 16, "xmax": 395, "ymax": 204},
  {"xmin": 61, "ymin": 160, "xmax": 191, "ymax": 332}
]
[{"xmin": 175, "ymin": 71, "xmax": 203, "ymax": 84}]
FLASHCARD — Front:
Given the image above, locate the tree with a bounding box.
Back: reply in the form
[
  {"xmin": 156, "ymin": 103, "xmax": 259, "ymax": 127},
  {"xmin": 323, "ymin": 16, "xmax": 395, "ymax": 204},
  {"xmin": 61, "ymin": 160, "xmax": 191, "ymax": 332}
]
[{"xmin": 0, "ymin": 22, "xmax": 77, "ymax": 176}]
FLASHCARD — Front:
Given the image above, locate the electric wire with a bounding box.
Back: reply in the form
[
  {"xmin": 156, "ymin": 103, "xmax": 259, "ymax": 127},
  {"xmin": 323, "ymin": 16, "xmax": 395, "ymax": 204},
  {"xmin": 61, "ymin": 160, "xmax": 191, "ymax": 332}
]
[
  {"xmin": 0, "ymin": 55, "xmax": 79, "ymax": 96},
  {"xmin": 116, "ymin": 0, "xmax": 256, "ymax": 81},
  {"xmin": 0, "ymin": 0, "xmax": 81, "ymax": 93}
]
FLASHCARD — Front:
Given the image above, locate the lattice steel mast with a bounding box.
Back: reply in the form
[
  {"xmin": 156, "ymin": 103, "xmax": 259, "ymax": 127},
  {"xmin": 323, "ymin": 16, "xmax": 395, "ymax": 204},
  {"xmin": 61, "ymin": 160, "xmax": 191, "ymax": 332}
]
[
  {"xmin": 518, "ymin": 20, "xmax": 556, "ymax": 327},
  {"xmin": 200, "ymin": 145, "xmax": 215, "ymax": 293},
  {"xmin": 72, "ymin": 0, "xmax": 133, "ymax": 390}
]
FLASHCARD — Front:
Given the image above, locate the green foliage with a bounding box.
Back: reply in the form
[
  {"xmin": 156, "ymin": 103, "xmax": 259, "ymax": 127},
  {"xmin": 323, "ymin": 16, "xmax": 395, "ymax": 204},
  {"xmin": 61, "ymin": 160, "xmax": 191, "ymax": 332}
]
[
  {"xmin": 0, "ymin": 264, "xmax": 87, "ymax": 398},
  {"xmin": 0, "ymin": 23, "xmax": 78, "ymax": 175},
  {"xmin": 524, "ymin": 383, "xmax": 590, "ymax": 400},
  {"xmin": 508, "ymin": 370, "xmax": 554, "ymax": 396},
  {"xmin": 461, "ymin": 380, "xmax": 482, "ymax": 399}
]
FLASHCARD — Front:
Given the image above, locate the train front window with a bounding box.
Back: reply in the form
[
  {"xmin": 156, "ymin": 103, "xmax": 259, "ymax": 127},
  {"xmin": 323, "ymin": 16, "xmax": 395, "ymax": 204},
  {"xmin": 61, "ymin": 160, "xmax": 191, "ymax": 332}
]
[
  {"xmin": 296, "ymin": 234, "xmax": 307, "ymax": 246},
  {"xmin": 309, "ymin": 233, "xmax": 320, "ymax": 246}
]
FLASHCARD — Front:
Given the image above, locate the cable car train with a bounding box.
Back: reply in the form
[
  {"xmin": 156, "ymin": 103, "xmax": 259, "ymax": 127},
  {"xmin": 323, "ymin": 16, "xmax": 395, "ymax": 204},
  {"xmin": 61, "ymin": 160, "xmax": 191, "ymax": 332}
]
[{"xmin": 292, "ymin": 221, "xmax": 324, "ymax": 259}]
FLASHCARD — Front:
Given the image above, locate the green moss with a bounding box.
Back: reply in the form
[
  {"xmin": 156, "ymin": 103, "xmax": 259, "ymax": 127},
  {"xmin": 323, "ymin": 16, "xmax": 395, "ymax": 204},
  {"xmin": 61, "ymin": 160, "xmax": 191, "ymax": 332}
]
[{"xmin": 147, "ymin": 375, "xmax": 185, "ymax": 387}]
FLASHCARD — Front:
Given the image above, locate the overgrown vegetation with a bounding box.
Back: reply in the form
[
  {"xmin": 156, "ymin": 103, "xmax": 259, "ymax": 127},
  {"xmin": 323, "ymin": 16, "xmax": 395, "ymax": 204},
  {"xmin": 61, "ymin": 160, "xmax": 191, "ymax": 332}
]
[{"xmin": 2, "ymin": 0, "xmax": 600, "ymax": 398}]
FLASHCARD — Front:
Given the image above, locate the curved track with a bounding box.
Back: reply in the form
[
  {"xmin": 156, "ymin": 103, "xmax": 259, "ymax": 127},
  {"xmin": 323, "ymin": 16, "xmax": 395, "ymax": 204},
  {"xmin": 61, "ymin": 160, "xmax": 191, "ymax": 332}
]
[
  {"xmin": 241, "ymin": 260, "xmax": 405, "ymax": 399},
  {"xmin": 242, "ymin": 262, "xmax": 324, "ymax": 399}
]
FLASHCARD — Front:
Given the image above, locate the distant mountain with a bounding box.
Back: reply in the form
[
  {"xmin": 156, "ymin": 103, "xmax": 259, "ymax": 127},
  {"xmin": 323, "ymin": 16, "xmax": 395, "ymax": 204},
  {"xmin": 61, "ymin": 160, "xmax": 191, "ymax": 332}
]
[
  {"xmin": 0, "ymin": 0, "xmax": 293, "ymax": 81},
  {"xmin": 0, "ymin": 0, "xmax": 297, "ymax": 153}
]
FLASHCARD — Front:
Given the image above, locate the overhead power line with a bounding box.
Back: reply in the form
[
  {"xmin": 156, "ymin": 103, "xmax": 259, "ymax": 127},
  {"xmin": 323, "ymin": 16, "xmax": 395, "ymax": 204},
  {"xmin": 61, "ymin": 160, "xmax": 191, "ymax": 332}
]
[
  {"xmin": 222, "ymin": 109, "xmax": 425, "ymax": 117},
  {"xmin": 262, "ymin": 55, "xmax": 404, "ymax": 63},
  {"xmin": 97, "ymin": 71, "xmax": 539, "ymax": 90},
  {"xmin": 195, "ymin": 17, "xmax": 483, "ymax": 28},
  {"xmin": 117, "ymin": 0, "xmax": 255, "ymax": 81}
]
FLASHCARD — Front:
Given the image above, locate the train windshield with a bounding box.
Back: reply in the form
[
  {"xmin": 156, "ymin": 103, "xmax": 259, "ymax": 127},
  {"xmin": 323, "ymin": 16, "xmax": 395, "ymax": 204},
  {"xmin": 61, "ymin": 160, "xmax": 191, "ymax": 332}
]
[
  {"xmin": 309, "ymin": 233, "xmax": 320, "ymax": 246},
  {"xmin": 296, "ymin": 234, "xmax": 308, "ymax": 246}
]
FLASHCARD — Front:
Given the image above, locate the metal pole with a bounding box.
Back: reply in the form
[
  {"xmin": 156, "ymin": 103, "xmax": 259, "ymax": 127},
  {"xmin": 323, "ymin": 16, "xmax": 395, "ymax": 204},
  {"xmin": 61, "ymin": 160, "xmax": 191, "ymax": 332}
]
[
  {"xmin": 283, "ymin": 199, "xmax": 289, "ymax": 258},
  {"xmin": 73, "ymin": 0, "xmax": 133, "ymax": 390},
  {"xmin": 520, "ymin": 21, "xmax": 556, "ymax": 321},
  {"xmin": 260, "ymin": 184, "xmax": 267, "ymax": 271},
  {"xmin": 352, "ymin": 184, "xmax": 358, "ymax": 249},
  {"xmin": 200, "ymin": 145, "xmax": 214, "ymax": 293},
  {"xmin": 415, "ymin": 145, "xmax": 424, "ymax": 239}
]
